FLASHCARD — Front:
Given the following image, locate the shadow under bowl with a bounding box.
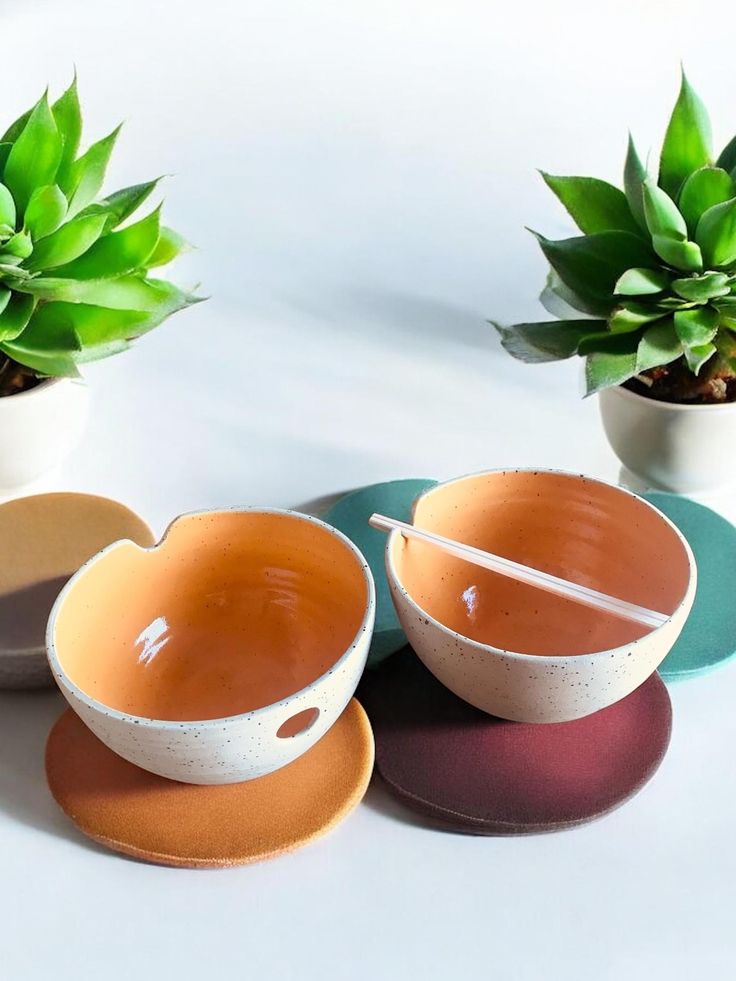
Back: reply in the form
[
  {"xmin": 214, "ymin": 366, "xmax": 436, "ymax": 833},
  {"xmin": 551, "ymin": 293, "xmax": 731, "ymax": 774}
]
[{"xmin": 386, "ymin": 469, "xmax": 696, "ymax": 723}]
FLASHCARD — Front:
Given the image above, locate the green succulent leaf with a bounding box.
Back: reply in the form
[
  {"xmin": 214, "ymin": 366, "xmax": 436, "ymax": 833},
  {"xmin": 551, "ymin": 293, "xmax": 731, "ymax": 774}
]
[
  {"xmin": 623, "ymin": 135, "xmax": 648, "ymax": 232},
  {"xmin": 716, "ymin": 134, "xmax": 736, "ymax": 176},
  {"xmin": 577, "ymin": 331, "xmax": 640, "ymax": 356},
  {"xmin": 541, "ymin": 173, "xmax": 641, "ymax": 236},
  {"xmin": 491, "ymin": 319, "xmax": 605, "ymax": 363},
  {"xmin": 651, "ymin": 234, "xmax": 703, "ymax": 272},
  {"xmin": 643, "ymin": 180, "xmax": 688, "ymax": 240},
  {"xmin": 659, "ymin": 69, "xmax": 712, "ymax": 199},
  {"xmin": 81, "ymin": 177, "xmax": 162, "ymax": 231},
  {"xmin": 0, "ymin": 183, "xmax": 16, "ymax": 228},
  {"xmin": 16, "ymin": 274, "xmax": 200, "ymax": 314},
  {"xmin": 636, "ymin": 319, "xmax": 683, "ymax": 372},
  {"xmin": 4, "ymin": 230, "xmax": 33, "ymax": 259},
  {"xmin": 0, "ymin": 105, "xmax": 32, "ymax": 144},
  {"xmin": 614, "ymin": 267, "xmax": 669, "ymax": 295},
  {"xmin": 0, "ymin": 292, "xmax": 36, "ymax": 341},
  {"xmin": 64, "ymin": 124, "xmax": 122, "ymax": 217},
  {"xmin": 0, "ymin": 287, "xmax": 9, "ymax": 317},
  {"xmin": 682, "ymin": 341, "xmax": 717, "ymax": 374},
  {"xmin": 51, "ymin": 75, "xmax": 82, "ymax": 191},
  {"xmin": 671, "ymin": 271, "xmax": 730, "ymax": 301},
  {"xmin": 31, "ymin": 301, "xmax": 175, "ymax": 350},
  {"xmin": 609, "ymin": 303, "xmax": 667, "ymax": 334},
  {"xmin": 0, "ymin": 143, "xmax": 11, "ymax": 175},
  {"xmin": 24, "ymin": 213, "xmax": 107, "ymax": 272},
  {"xmin": 673, "ymin": 306, "xmax": 719, "ymax": 346},
  {"xmin": 678, "ymin": 167, "xmax": 734, "ymax": 235},
  {"xmin": 0, "ymin": 313, "xmax": 81, "ymax": 377},
  {"xmin": 695, "ymin": 197, "xmax": 736, "ymax": 268},
  {"xmin": 4, "ymin": 93, "xmax": 62, "ymax": 214},
  {"xmin": 539, "ymin": 268, "xmax": 602, "ymax": 318},
  {"xmin": 585, "ymin": 350, "xmax": 638, "ymax": 396},
  {"xmin": 23, "ymin": 185, "xmax": 68, "ymax": 239},
  {"xmin": 145, "ymin": 226, "xmax": 189, "ymax": 267},
  {"xmin": 533, "ymin": 230, "xmax": 656, "ymax": 316},
  {"xmin": 54, "ymin": 206, "xmax": 161, "ymax": 280}
]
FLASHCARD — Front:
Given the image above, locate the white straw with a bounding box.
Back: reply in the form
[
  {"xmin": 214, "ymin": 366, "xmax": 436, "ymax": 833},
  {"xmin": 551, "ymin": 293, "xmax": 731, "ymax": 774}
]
[{"xmin": 369, "ymin": 513, "xmax": 669, "ymax": 630}]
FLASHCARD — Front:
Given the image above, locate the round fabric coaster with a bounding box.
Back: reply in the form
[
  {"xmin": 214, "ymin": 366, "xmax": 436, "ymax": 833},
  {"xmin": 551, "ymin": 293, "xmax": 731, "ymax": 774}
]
[
  {"xmin": 359, "ymin": 650, "xmax": 671, "ymax": 834},
  {"xmin": 46, "ymin": 699, "xmax": 374, "ymax": 868},
  {"xmin": 0, "ymin": 492, "xmax": 154, "ymax": 689},
  {"xmin": 323, "ymin": 478, "xmax": 436, "ymax": 667},
  {"xmin": 644, "ymin": 492, "xmax": 736, "ymax": 680}
]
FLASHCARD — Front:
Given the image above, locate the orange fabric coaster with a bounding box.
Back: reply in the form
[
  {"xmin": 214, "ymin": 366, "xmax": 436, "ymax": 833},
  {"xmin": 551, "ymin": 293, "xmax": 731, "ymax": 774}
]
[{"xmin": 46, "ymin": 699, "xmax": 374, "ymax": 868}]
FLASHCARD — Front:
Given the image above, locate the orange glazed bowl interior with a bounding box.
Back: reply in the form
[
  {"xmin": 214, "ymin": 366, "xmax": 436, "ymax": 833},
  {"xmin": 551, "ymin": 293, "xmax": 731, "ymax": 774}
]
[
  {"xmin": 390, "ymin": 471, "xmax": 692, "ymax": 657},
  {"xmin": 51, "ymin": 510, "xmax": 371, "ymax": 721}
]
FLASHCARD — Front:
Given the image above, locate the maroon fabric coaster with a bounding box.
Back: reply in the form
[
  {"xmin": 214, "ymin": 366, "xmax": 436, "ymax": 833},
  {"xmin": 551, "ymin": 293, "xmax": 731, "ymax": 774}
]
[{"xmin": 359, "ymin": 648, "xmax": 672, "ymax": 834}]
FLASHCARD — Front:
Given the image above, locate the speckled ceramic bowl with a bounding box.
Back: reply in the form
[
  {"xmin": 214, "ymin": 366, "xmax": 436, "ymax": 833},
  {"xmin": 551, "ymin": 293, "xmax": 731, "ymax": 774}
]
[
  {"xmin": 385, "ymin": 470, "xmax": 696, "ymax": 723},
  {"xmin": 47, "ymin": 508, "xmax": 375, "ymax": 784}
]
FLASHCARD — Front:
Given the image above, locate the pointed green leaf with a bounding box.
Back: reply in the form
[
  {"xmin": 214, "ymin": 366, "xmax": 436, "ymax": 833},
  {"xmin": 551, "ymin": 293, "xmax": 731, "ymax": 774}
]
[
  {"xmin": 539, "ymin": 268, "xmax": 603, "ymax": 318},
  {"xmin": 0, "ymin": 292, "xmax": 36, "ymax": 341},
  {"xmin": 716, "ymin": 134, "xmax": 736, "ymax": 175},
  {"xmin": 0, "ymin": 311, "xmax": 81, "ymax": 377},
  {"xmin": 643, "ymin": 180, "xmax": 688, "ymax": 240},
  {"xmin": 3, "ymin": 231, "xmax": 33, "ymax": 259},
  {"xmin": 671, "ymin": 271, "xmax": 730, "ymax": 301},
  {"xmin": 541, "ymin": 174, "xmax": 641, "ymax": 236},
  {"xmin": 695, "ymin": 197, "xmax": 736, "ymax": 267},
  {"xmin": 0, "ymin": 183, "xmax": 15, "ymax": 227},
  {"xmin": 54, "ymin": 206, "xmax": 161, "ymax": 280},
  {"xmin": 491, "ymin": 319, "xmax": 606, "ymax": 363},
  {"xmin": 682, "ymin": 341, "xmax": 716, "ymax": 374},
  {"xmin": 585, "ymin": 350, "xmax": 638, "ymax": 395},
  {"xmin": 64, "ymin": 125, "xmax": 122, "ymax": 217},
  {"xmin": 624, "ymin": 135, "xmax": 648, "ymax": 231},
  {"xmin": 577, "ymin": 331, "xmax": 640, "ymax": 356},
  {"xmin": 614, "ymin": 267, "xmax": 669, "ymax": 295},
  {"xmin": 609, "ymin": 303, "xmax": 667, "ymax": 334},
  {"xmin": 659, "ymin": 70, "xmax": 712, "ymax": 198},
  {"xmin": 26, "ymin": 214, "xmax": 107, "ymax": 271},
  {"xmin": 145, "ymin": 226, "xmax": 188, "ymax": 268},
  {"xmin": 673, "ymin": 306, "xmax": 719, "ymax": 346},
  {"xmin": 51, "ymin": 75, "xmax": 82, "ymax": 191},
  {"xmin": 23, "ymin": 185, "xmax": 68, "ymax": 240},
  {"xmin": 651, "ymin": 234, "xmax": 703, "ymax": 271},
  {"xmin": 15, "ymin": 273, "xmax": 200, "ymax": 313},
  {"xmin": 80, "ymin": 178, "xmax": 162, "ymax": 231},
  {"xmin": 0, "ymin": 104, "xmax": 33, "ymax": 144},
  {"xmin": 678, "ymin": 167, "xmax": 734, "ymax": 235},
  {"xmin": 636, "ymin": 319, "xmax": 683, "ymax": 372},
  {"xmin": 534, "ymin": 230, "xmax": 656, "ymax": 316},
  {"xmin": 0, "ymin": 143, "xmax": 11, "ymax": 175},
  {"xmin": 0, "ymin": 287, "xmax": 9, "ymax": 316},
  {"xmin": 4, "ymin": 94, "xmax": 62, "ymax": 215}
]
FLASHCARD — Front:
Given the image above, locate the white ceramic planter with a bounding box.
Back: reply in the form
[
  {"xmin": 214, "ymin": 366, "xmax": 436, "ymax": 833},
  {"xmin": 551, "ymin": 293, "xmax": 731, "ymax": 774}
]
[
  {"xmin": 0, "ymin": 378, "xmax": 89, "ymax": 493},
  {"xmin": 47, "ymin": 507, "xmax": 375, "ymax": 785},
  {"xmin": 599, "ymin": 384, "xmax": 736, "ymax": 495}
]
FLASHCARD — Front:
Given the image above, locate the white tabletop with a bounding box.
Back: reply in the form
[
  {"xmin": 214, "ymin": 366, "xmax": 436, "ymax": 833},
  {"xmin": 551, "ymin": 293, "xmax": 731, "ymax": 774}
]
[{"xmin": 2, "ymin": 1, "xmax": 735, "ymax": 978}]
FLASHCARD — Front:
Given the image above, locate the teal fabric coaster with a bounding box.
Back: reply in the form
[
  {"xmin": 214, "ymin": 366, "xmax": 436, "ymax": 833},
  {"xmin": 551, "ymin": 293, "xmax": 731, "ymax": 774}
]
[
  {"xmin": 324, "ymin": 479, "xmax": 436, "ymax": 667},
  {"xmin": 644, "ymin": 492, "xmax": 736, "ymax": 680}
]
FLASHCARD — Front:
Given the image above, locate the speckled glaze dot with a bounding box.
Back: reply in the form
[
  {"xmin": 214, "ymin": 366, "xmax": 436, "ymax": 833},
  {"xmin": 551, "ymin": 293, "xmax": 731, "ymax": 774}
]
[
  {"xmin": 385, "ymin": 470, "xmax": 696, "ymax": 723},
  {"xmin": 47, "ymin": 508, "xmax": 375, "ymax": 785}
]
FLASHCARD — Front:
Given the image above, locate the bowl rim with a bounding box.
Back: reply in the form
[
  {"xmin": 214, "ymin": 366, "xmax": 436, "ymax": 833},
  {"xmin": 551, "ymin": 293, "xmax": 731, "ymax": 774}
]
[
  {"xmin": 385, "ymin": 467, "xmax": 697, "ymax": 663},
  {"xmin": 46, "ymin": 506, "xmax": 376, "ymax": 729}
]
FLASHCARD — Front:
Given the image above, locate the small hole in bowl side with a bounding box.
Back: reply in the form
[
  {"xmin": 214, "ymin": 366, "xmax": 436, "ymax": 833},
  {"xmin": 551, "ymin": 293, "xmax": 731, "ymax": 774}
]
[{"xmin": 277, "ymin": 707, "xmax": 320, "ymax": 738}]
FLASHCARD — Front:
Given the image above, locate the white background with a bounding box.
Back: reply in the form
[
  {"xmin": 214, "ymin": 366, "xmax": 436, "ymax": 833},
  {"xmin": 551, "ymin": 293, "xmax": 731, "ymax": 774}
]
[{"xmin": 1, "ymin": 1, "xmax": 735, "ymax": 978}]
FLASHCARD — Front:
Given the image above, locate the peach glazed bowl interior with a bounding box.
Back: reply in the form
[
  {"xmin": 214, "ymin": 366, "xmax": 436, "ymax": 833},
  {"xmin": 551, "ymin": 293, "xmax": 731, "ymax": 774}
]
[
  {"xmin": 386, "ymin": 470, "xmax": 696, "ymax": 723},
  {"xmin": 47, "ymin": 508, "xmax": 375, "ymax": 785}
]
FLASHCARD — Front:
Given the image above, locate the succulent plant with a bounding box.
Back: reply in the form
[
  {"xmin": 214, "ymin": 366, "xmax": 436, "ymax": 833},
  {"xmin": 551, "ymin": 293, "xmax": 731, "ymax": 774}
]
[
  {"xmin": 493, "ymin": 70, "xmax": 736, "ymax": 403},
  {"xmin": 0, "ymin": 77, "xmax": 199, "ymax": 395}
]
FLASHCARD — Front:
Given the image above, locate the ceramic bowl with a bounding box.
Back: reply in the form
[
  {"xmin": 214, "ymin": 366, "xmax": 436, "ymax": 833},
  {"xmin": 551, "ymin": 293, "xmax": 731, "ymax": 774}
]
[
  {"xmin": 385, "ymin": 470, "xmax": 696, "ymax": 723},
  {"xmin": 47, "ymin": 508, "xmax": 375, "ymax": 784}
]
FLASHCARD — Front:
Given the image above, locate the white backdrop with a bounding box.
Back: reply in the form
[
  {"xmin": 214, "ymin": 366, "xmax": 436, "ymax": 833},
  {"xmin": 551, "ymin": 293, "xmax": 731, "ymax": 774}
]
[{"xmin": 1, "ymin": 2, "xmax": 735, "ymax": 979}]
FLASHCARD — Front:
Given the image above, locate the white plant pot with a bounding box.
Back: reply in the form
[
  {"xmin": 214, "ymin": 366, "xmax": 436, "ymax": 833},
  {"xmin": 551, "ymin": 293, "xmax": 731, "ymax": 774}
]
[
  {"xmin": 0, "ymin": 378, "xmax": 89, "ymax": 494},
  {"xmin": 599, "ymin": 384, "xmax": 736, "ymax": 495}
]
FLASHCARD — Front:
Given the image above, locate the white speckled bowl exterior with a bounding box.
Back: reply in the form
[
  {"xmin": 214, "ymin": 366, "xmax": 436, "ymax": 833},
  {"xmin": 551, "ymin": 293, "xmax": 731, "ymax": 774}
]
[
  {"xmin": 386, "ymin": 470, "xmax": 696, "ymax": 724},
  {"xmin": 47, "ymin": 508, "xmax": 375, "ymax": 785}
]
